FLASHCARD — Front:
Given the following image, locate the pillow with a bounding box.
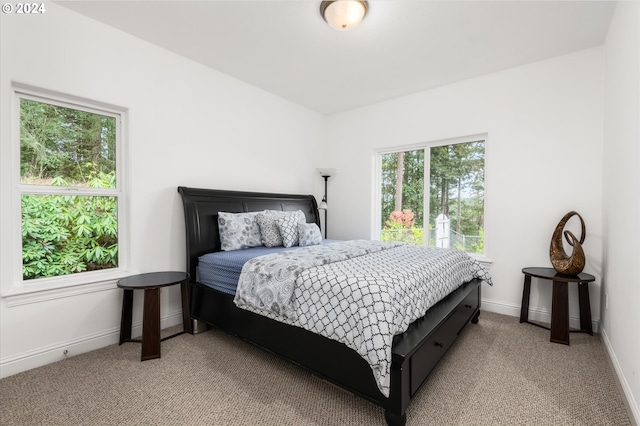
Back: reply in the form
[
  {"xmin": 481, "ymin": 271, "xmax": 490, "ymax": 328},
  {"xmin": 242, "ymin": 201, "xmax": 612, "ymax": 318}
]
[
  {"xmin": 255, "ymin": 210, "xmax": 306, "ymax": 247},
  {"xmin": 218, "ymin": 211, "xmax": 262, "ymax": 251},
  {"xmin": 255, "ymin": 210, "xmax": 285, "ymax": 247},
  {"xmin": 276, "ymin": 215, "xmax": 301, "ymax": 248},
  {"xmin": 298, "ymin": 223, "xmax": 322, "ymax": 247}
]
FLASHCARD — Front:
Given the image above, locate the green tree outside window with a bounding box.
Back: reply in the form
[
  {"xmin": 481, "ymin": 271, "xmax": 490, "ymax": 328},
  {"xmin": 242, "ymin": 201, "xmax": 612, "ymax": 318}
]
[
  {"xmin": 380, "ymin": 140, "xmax": 485, "ymax": 254},
  {"xmin": 19, "ymin": 97, "xmax": 120, "ymax": 280}
]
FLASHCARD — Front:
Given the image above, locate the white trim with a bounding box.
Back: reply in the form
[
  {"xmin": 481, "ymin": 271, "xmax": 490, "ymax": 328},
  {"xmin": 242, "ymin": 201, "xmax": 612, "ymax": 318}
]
[
  {"xmin": 9, "ymin": 83, "xmax": 20, "ymax": 290},
  {"xmin": 373, "ymin": 133, "xmax": 488, "ymax": 255},
  {"xmin": 12, "ymin": 186, "xmax": 119, "ymax": 197},
  {"xmin": 376, "ymin": 133, "xmax": 489, "ymax": 155},
  {"xmin": 601, "ymin": 326, "xmax": 640, "ymax": 425},
  {"xmin": 2, "ymin": 275, "xmax": 122, "ymax": 307},
  {"xmin": 12, "ymin": 83, "xmax": 127, "ymax": 118},
  {"xmin": 7, "ymin": 83, "xmax": 129, "ymax": 295},
  {"xmin": 370, "ymin": 151, "xmax": 382, "ymax": 240},
  {"xmin": 481, "ymin": 297, "xmax": 600, "ymax": 333},
  {"xmin": 473, "ymin": 256, "xmax": 493, "ymax": 268},
  {"xmin": 0, "ymin": 310, "xmax": 185, "ymax": 379},
  {"xmin": 423, "ymin": 147, "xmax": 430, "ymax": 245}
]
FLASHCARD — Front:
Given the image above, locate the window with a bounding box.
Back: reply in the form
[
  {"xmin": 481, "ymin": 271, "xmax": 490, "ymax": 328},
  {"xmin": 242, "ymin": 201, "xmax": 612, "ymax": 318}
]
[
  {"xmin": 378, "ymin": 136, "xmax": 486, "ymax": 255},
  {"xmin": 14, "ymin": 86, "xmax": 126, "ymax": 285}
]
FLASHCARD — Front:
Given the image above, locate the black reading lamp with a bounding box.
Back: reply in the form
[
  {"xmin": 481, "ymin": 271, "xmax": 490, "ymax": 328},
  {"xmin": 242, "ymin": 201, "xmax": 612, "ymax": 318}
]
[
  {"xmin": 318, "ymin": 176, "xmax": 329, "ymax": 238},
  {"xmin": 317, "ymin": 168, "xmax": 336, "ymax": 239}
]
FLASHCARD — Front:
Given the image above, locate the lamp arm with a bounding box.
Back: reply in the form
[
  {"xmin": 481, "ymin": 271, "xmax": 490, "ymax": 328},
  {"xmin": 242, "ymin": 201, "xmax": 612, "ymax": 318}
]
[{"xmin": 321, "ymin": 175, "xmax": 329, "ymax": 238}]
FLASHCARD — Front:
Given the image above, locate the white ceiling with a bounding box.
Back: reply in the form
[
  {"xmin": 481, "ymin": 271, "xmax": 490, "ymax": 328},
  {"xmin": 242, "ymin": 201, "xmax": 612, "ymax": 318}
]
[{"xmin": 57, "ymin": 1, "xmax": 616, "ymax": 115}]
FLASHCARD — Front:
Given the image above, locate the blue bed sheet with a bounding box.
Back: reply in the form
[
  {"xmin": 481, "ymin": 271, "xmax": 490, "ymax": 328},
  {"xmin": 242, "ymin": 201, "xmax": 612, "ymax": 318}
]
[{"xmin": 198, "ymin": 240, "xmax": 338, "ymax": 295}]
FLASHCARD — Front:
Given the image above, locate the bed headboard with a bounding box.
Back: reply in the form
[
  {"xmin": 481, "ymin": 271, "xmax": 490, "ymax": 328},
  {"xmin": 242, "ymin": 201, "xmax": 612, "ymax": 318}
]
[{"xmin": 177, "ymin": 186, "xmax": 320, "ymax": 284}]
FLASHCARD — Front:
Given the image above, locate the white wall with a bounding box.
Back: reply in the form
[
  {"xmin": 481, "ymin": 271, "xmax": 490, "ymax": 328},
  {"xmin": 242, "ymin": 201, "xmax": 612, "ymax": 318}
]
[
  {"xmin": 0, "ymin": 3, "xmax": 326, "ymax": 377},
  {"xmin": 2, "ymin": 7, "xmax": 636, "ymax": 423},
  {"xmin": 325, "ymin": 47, "xmax": 605, "ymax": 331},
  {"xmin": 602, "ymin": 1, "xmax": 640, "ymax": 422}
]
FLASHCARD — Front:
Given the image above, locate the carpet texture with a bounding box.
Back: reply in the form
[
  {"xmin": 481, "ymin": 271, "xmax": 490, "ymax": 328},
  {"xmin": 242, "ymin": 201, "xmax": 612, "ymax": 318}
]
[{"xmin": 0, "ymin": 311, "xmax": 631, "ymax": 425}]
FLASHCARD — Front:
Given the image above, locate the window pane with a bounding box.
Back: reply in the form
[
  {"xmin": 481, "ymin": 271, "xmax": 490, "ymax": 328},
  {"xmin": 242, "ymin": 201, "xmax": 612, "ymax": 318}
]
[
  {"xmin": 20, "ymin": 98, "xmax": 116, "ymax": 188},
  {"xmin": 380, "ymin": 150, "xmax": 425, "ymax": 245},
  {"xmin": 429, "ymin": 140, "xmax": 485, "ymax": 254},
  {"xmin": 22, "ymin": 194, "xmax": 118, "ymax": 280}
]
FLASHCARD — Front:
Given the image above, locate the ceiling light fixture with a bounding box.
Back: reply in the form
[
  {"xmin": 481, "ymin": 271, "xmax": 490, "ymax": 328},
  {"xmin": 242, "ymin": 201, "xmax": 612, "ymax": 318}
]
[{"xmin": 320, "ymin": 1, "xmax": 369, "ymax": 31}]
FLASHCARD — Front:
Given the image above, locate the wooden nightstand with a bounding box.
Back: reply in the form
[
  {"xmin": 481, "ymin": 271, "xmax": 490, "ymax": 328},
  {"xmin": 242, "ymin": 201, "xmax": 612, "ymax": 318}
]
[
  {"xmin": 117, "ymin": 271, "xmax": 191, "ymax": 360},
  {"xmin": 520, "ymin": 267, "xmax": 594, "ymax": 345}
]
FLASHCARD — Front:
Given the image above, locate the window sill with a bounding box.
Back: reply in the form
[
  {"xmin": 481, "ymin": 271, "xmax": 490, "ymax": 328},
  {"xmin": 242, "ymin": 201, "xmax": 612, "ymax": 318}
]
[
  {"xmin": 2, "ymin": 271, "xmax": 129, "ymax": 307},
  {"xmin": 469, "ymin": 255, "xmax": 493, "ymax": 269}
]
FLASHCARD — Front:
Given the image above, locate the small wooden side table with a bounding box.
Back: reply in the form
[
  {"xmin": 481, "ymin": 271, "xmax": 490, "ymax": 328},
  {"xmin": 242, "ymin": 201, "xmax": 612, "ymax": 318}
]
[
  {"xmin": 520, "ymin": 267, "xmax": 595, "ymax": 345},
  {"xmin": 118, "ymin": 271, "xmax": 191, "ymax": 361}
]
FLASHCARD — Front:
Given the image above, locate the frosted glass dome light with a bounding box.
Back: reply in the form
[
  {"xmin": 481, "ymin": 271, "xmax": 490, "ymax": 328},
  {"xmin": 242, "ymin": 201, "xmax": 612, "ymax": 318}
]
[{"xmin": 320, "ymin": 1, "xmax": 369, "ymax": 31}]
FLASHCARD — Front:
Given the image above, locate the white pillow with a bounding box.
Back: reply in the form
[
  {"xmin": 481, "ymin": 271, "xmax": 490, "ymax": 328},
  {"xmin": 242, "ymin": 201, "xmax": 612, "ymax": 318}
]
[
  {"xmin": 276, "ymin": 215, "xmax": 301, "ymax": 248},
  {"xmin": 298, "ymin": 223, "xmax": 322, "ymax": 247},
  {"xmin": 218, "ymin": 211, "xmax": 262, "ymax": 251}
]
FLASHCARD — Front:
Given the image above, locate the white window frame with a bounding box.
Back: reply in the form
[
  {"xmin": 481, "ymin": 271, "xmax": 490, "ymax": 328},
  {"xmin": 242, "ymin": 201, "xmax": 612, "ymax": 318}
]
[
  {"xmin": 373, "ymin": 133, "xmax": 491, "ymax": 264},
  {"xmin": 3, "ymin": 84, "xmax": 129, "ymax": 306}
]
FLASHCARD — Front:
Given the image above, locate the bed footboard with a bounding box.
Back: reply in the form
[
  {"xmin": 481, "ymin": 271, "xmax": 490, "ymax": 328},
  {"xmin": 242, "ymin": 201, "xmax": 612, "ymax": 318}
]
[{"xmin": 385, "ymin": 278, "xmax": 480, "ymax": 425}]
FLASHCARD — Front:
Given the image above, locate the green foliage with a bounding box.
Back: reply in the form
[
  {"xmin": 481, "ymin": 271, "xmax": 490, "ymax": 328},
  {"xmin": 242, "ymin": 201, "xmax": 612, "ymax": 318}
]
[
  {"xmin": 429, "ymin": 142, "xmax": 485, "ymax": 254},
  {"xmin": 470, "ymin": 229, "xmax": 485, "ymax": 254},
  {"xmin": 22, "ymin": 173, "xmax": 118, "ymax": 280},
  {"xmin": 381, "ymin": 150, "xmax": 424, "ymax": 228},
  {"xmin": 381, "ymin": 209, "xmax": 424, "ymax": 246},
  {"xmin": 19, "ymin": 97, "xmax": 119, "ymax": 280},
  {"xmin": 20, "ymin": 98, "xmax": 116, "ymax": 187}
]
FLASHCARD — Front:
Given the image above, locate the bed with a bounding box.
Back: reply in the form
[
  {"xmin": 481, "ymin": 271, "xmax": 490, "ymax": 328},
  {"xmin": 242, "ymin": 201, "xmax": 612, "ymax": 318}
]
[{"xmin": 178, "ymin": 186, "xmax": 488, "ymax": 426}]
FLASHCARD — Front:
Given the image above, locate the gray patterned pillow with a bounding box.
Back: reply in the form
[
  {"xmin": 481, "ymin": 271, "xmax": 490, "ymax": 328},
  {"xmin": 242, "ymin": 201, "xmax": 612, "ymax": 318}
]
[
  {"xmin": 255, "ymin": 210, "xmax": 284, "ymax": 247},
  {"xmin": 276, "ymin": 215, "xmax": 301, "ymax": 248},
  {"xmin": 298, "ymin": 223, "xmax": 322, "ymax": 247},
  {"xmin": 256, "ymin": 210, "xmax": 306, "ymax": 247},
  {"xmin": 218, "ymin": 211, "xmax": 262, "ymax": 251}
]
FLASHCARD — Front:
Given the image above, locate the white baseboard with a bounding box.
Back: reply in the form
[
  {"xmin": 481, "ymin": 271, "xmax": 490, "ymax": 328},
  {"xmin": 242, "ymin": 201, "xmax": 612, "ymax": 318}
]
[
  {"xmin": 600, "ymin": 327, "xmax": 640, "ymax": 426},
  {"xmin": 481, "ymin": 297, "xmax": 600, "ymax": 333},
  {"xmin": 0, "ymin": 300, "xmax": 605, "ymax": 379},
  {"xmin": 0, "ymin": 311, "xmax": 184, "ymax": 379}
]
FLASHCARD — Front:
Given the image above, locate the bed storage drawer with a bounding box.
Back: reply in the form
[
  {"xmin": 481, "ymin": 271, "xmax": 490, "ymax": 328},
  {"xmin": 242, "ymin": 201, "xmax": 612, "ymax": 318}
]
[
  {"xmin": 409, "ymin": 286, "xmax": 479, "ymax": 396},
  {"xmin": 410, "ymin": 316, "xmax": 456, "ymax": 395},
  {"xmin": 448, "ymin": 287, "xmax": 479, "ymax": 335}
]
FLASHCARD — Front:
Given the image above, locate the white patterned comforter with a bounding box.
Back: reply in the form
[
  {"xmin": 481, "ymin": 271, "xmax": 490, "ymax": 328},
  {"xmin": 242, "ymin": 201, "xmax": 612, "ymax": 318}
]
[{"xmin": 234, "ymin": 240, "xmax": 492, "ymax": 397}]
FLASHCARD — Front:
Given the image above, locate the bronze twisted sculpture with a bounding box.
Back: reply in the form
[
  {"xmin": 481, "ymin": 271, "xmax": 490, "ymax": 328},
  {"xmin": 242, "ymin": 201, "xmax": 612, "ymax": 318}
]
[{"xmin": 550, "ymin": 211, "xmax": 586, "ymax": 275}]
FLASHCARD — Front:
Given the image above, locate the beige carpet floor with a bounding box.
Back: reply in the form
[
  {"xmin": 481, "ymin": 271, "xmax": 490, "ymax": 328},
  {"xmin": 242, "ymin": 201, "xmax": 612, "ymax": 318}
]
[{"xmin": 0, "ymin": 311, "xmax": 631, "ymax": 425}]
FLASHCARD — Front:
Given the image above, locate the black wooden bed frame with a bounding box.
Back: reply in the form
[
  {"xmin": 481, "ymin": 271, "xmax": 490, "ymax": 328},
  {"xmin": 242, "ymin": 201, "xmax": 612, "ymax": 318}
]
[{"xmin": 178, "ymin": 186, "xmax": 481, "ymax": 426}]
